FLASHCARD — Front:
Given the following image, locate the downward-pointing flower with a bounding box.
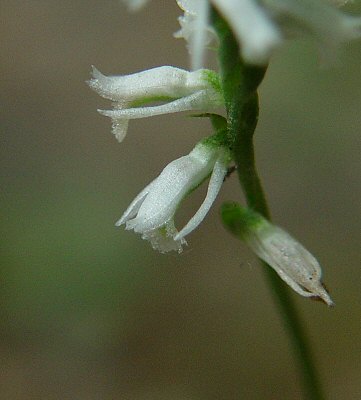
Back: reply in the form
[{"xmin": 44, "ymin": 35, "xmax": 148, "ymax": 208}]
[
  {"xmin": 117, "ymin": 137, "xmax": 231, "ymax": 253},
  {"xmin": 222, "ymin": 203, "xmax": 334, "ymax": 306},
  {"xmin": 88, "ymin": 66, "xmax": 223, "ymax": 142}
]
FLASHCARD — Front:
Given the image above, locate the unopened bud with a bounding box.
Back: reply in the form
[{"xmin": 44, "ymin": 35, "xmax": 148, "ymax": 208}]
[{"xmin": 222, "ymin": 203, "xmax": 334, "ymax": 306}]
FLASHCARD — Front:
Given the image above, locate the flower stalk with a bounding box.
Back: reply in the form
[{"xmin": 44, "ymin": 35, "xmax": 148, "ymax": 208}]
[{"xmin": 212, "ymin": 8, "xmax": 325, "ymax": 400}]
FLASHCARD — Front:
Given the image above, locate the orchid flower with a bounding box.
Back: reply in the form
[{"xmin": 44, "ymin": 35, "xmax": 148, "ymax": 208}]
[
  {"xmin": 222, "ymin": 204, "xmax": 334, "ymax": 306},
  {"xmin": 117, "ymin": 139, "xmax": 231, "ymax": 253},
  {"xmin": 175, "ymin": 0, "xmax": 361, "ymax": 67},
  {"xmin": 88, "ymin": 66, "xmax": 223, "ymax": 142},
  {"xmin": 174, "ymin": 0, "xmax": 217, "ymax": 70}
]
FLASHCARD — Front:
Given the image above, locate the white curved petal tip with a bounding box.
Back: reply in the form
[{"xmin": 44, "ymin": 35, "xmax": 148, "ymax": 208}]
[
  {"xmin": 97, "ymin": 109, "xmax": 113, "ymax": 117},
  {"xmin": 175, "ymin": 158, "xmax": 227, "ymax": 241},
  {"xmin": 97, "ymin": 110, "xmax": 129, "ymax": 142},
  {"xmin": 90, "ymin": 65, "xmax": 103, "ymax": 79},
  {"xmin": 315, "ymin": 284, "xmax": 334, "ymax": 307},
  {"xmin": 87, "ymin": 66, "xmax": 106, "ymax": 90},
  {"xmin": 115, "ymin": 219, "xmax": 124, "ymax": 227},
  {"xmin": 111, "ymin": 119, "xmax": 129, "ymax": 142}
]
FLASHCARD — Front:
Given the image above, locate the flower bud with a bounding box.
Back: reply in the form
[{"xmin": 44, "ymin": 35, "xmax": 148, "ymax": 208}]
[{"xmin": 222, "ymin": 203, "xmax": 334, "ymax": 306}]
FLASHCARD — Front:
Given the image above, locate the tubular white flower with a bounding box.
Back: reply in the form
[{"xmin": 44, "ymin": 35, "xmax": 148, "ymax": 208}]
[
  {"xmin": 88, "ymin": 66, "xmax": 223, "ymax": 142},
  {"xmin": 117, "ymin": 141, "xmax": 230, "ymax": 253},
  {"xmin": 222, "ymin": 205, "xmax": 334, "ymax": 306},
  {"xmin": 176, "ymin": 0, "xmax": 361, "ymax": 66}
]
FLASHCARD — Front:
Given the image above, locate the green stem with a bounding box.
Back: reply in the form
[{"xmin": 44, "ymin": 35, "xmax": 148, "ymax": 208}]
[{"xmin": 212, "ymin": 9, "xmax": 325, "ymax": 400}]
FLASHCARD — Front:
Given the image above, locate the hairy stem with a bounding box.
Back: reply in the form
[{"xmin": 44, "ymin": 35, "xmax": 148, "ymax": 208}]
[{"xmin": 212, "ymin": 9, "xmax": 325, "ymax": 400}]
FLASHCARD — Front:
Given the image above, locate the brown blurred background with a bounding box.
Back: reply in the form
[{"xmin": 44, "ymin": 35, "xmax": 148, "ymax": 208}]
[{"xmin": 1, "ymin": 1, "xmax": 360, "ymax": 399}]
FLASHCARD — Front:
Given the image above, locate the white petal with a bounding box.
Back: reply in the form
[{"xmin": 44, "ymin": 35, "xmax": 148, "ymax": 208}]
[
  {"xmin": 115, "ymin": 180, "xmax": 156, "ymax": 226},
  {"xmin": 98, "ymin": 89, "xmax": 221, "ymax": 120},
  {"xmin": 213, "ymin": 0, "xmax": 282, "ymax": 65},
  {"xmin": 189, "ymin": 0, "xmax": 210, "ymax": 70},
  {"xmin": 176, "ymin": 0, "xmax": 198, "ymax": 14},
  {"xmin": 88, "ymin": 66, "xmax": 209, "ymax": 103},
  {"xmin": 175, "ymin": 155, "xmax": 227, "ymax": 240},
  {"xmin": 175, "ymin": 2, "xmax": 217, "ymax": 69}
]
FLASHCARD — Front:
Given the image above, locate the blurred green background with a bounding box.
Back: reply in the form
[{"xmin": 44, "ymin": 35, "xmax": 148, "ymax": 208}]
[{"xmin": 1, "ymin": 1, "xmax": 360, "ymax": 399}]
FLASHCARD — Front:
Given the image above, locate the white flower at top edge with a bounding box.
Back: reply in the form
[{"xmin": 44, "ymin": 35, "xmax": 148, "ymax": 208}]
[
  {"xmin": 261, "ymin": 0, "xmax": 361, "ymax": 63},
  {"xmin": 176, "ymin": 0, "xmax": 361, "ymax": 67},
  {"xmin": 174, "ymin": 0, "xmax": 216, "ymax": 70},
  {"xmin": 88, "ymin": 66, "xmax": 222, "ymax": 142},
  {"xmin": 116, "ymin": 141, "xmax": 230, "ymax": 253}
]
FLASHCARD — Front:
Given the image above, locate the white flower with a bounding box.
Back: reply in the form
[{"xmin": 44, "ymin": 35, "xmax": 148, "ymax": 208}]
[
  {"xmin": 176, "ymin": 0, "xmax": 361, "ymax": 66},
  {"xmin": 117, "ymin": 141, "xmax": 230, "ymax": 253},
  {"xmin": 222, "ymin": 204, "xmax": 334, "ymax": 306},
  {"xmin": 88, "ymin": 66, "xmax": 223, "ymax": 142},
  {"xmin": 174, "ymin": 0, "xmax": 217, "ymax": 70},
  {"xmin": 261, "ymin": 0, "xmax": 361, "ymax": 63}
]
